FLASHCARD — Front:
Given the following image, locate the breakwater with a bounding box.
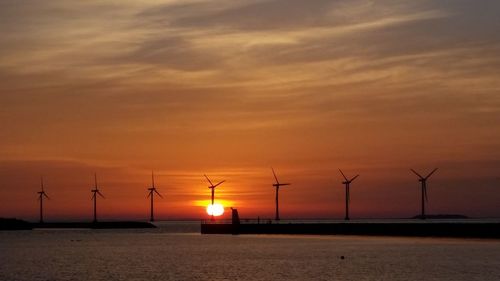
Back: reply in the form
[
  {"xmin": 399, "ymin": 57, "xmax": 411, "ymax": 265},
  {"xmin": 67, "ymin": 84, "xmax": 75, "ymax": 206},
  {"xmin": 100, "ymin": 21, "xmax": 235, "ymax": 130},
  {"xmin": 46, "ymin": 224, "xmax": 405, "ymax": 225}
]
[
  {"xmin": 0, "ymin": 218, "xmax": 156, "ymax": 230},
  {"xmin": 201, "ymin": 221, "xmax": 500, "ymax": 238}
]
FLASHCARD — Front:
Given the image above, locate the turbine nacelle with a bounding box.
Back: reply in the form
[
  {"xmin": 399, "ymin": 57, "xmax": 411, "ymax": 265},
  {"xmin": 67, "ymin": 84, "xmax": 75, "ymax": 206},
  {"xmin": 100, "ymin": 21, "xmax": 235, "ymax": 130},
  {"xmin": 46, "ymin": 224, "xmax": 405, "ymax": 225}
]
[
  {"xmin": 91, "ymin": 173, "xmax": 104, "ymax": 198},
  {"xmin": 91, "ymin": 189, "xmax": 105, "ymax": 199},
  {"xmin": 204, "ymin": 174, "xmax": 225, "ymax": 189},
  {"xmin": 411, "ymin": 168, "xmax": 438, "ymax": 181},
  {"xmin": 147, "ymin": 187, "xmax": 163, "ymax": 198},
  {"xmin": 38, "ymin": 176, "xmax": 50, "ymax": 199},
  {"xmin": 339, "ymin": 169, "xmax": 359, "ymax": 184},
  {"xmin": 147, "ymin": 171, "xmax": 163, "ymax": 198},
  {"xmin": 271, "ymin": 167, "xmax": 291, "ymax": 187},
  {"xmin": 38, "ymin": 191, "xmax": 50, "ymax": 199}
]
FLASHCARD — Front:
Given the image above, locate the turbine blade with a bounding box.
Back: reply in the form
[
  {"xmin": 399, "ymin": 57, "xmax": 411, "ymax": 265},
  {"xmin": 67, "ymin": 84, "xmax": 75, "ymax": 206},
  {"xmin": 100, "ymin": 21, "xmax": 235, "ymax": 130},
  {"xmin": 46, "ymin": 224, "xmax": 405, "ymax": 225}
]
[
  {"xmin": 339, "ymin": 169, "xmax": 348, "ymax": 181},
  {"xmin": 97, "ymin": 191, "xmax": 105, "ymax": 199},
  {"xmin": 280, "ymin": 183, "xmax": 291, "ymax": 186},
  {"xmin": 271, "ymin": 167, "xmax": 279, "ymax": 184},
  {"xmin": 154, "ymin": 189, "xmax": 163, "ymax": 198},
  {"xmin": 214, "ymin": 180, "xmax": 225, "ymax": 188},
  {"xmin": 204, "ymin": 174, "xmax": 214, "ymax": 186},
  {"xmin": 147, "ymin": 192, "xmax": 151, "ymax": 198},
  {"xmin": 410, "ymin": 169, "xmax": 424, "ymax": 179},
  {"xmin": 43, "ymin": 193, "xmax": 50, "ymax": 200},
  {"xmin": 350, "ymin": 175, "xmax": 360, "ymax": 182},
  {"xmin": 425, "ymin": 168, "xmax": 438, "ymax": 180}
]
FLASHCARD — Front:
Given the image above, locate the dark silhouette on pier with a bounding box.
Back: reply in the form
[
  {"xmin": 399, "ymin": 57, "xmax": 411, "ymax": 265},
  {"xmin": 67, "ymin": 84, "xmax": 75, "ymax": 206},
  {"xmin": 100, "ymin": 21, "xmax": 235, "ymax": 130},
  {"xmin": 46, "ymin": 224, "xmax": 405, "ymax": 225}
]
[
  {"xmin": 271, "ymin": 168, "xmax": 291, "ymax": 221},
  {"xmin": 411, "ymin": 168, "xmax": 438, "ymax": 220},
  {"xmin": 91, "ymin": 173, "xmax": 105, "ymax": 223},
  {"xmin": 204, "ymin": 174, "xmax": 225, "ymax": 221},
  {"xmin": 339, "ymin": 169, "xmax": 359, "ymax": 221},
  {"xmin": 37, "ymin": 176, "xmax": 50, "ymax": 223},
  {"xmin": 147, "ymin": 171, "xmax": 163, "ymax": 222}
]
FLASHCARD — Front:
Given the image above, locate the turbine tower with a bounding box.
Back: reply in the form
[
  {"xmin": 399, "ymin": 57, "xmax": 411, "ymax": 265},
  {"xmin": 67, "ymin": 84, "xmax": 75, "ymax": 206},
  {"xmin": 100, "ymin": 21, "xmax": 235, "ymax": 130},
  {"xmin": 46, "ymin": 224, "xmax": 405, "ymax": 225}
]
[
  {"xmin": 37, "ymin": 176, "xmax": 50, "ymax": 223},
  {"xmin": 271, "ymin": 168, "xmax": 290, "ymax": 221},
  {"xmin": 91, "ymin": 173, "xmax": 105, "ymax": 223},
  {"xmin": 204, "ymin": 174, "xmax": 225, "ymax": 221},
  {"xmin": 339, "ymin": 169, "xmax": 359, "ymax": 221},
  {"xmin": 411, "ymin": 168, "xmax": 438, "ymax": 220},
  {"xmin": 147, "ymin": 171, "xmax": 163, "ymax": 222}
]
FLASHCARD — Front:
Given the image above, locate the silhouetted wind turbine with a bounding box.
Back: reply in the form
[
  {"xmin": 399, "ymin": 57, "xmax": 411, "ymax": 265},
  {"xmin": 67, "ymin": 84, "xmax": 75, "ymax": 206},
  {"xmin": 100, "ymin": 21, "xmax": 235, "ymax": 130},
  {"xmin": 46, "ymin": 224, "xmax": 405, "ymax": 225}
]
[
  {"xmin": 411, "ymin": 168, "xmax": 438, "ymax": 220},
  {"xmin": 147, "ymin": 171, "xmax": 163, "ymax": 222},
  {"xmin": 91, "ymin": 173, "xmax": 105, "ymax": 223},
  {"xmin": 271, "ymin": 168, "xmax": 290, "ymax": 221},
  {"xmin": 204, "ymin": 174, "xmax": 225, "ymax": 221},
  {"xmin": 37, "ymin": 176, "xmax": 50, "ymax": 223},
  {"xmin": 339, "ymin": 169, "xmax": 359, "ymax": 221}
]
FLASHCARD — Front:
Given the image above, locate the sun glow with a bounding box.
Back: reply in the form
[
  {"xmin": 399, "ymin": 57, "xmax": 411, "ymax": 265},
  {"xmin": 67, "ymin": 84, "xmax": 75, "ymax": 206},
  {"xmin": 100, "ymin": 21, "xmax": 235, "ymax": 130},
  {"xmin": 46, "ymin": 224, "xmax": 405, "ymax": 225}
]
[{"xmin": 206, "ymin": 203, "xmax": 224, "ymax": 216}]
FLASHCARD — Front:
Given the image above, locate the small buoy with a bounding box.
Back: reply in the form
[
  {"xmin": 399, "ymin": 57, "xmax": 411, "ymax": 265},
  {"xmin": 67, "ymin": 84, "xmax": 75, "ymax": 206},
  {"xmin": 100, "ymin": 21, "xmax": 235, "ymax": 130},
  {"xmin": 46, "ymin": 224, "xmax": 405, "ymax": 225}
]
[{"xmin": 340, "ymin": 256, "xmax": 345, "ymax": 260}]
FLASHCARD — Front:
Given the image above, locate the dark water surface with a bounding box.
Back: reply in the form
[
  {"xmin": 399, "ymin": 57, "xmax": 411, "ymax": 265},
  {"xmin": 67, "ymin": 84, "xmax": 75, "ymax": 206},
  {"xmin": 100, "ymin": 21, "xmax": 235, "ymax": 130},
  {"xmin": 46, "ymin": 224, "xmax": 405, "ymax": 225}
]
[{"xmin": 1, "ymin": 221, "xmax": 499, "ymax": 281}]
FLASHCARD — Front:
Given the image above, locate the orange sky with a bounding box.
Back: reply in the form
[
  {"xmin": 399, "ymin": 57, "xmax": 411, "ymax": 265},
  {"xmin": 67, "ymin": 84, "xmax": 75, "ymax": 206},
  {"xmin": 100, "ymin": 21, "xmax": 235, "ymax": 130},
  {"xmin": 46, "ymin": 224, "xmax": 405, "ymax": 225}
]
[{"xmin": 0, "ymin": 1, "xmax": 499, "ymax": 221}]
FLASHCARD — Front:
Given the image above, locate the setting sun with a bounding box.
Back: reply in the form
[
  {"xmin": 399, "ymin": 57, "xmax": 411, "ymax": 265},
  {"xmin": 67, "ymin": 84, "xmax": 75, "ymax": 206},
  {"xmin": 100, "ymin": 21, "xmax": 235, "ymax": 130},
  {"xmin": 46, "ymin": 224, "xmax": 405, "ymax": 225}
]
[{"xmin": 206, "ymin": 203, "xmax": 224, "ymax": 216}]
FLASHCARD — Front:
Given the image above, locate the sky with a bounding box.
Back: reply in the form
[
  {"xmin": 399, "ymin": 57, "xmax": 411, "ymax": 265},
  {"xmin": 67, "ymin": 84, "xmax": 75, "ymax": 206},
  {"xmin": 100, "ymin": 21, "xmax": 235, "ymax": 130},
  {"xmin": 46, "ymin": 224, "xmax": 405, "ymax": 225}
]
[{"xmin": 0, "ymin": 0, "xmax": 499, "ymax": 221}]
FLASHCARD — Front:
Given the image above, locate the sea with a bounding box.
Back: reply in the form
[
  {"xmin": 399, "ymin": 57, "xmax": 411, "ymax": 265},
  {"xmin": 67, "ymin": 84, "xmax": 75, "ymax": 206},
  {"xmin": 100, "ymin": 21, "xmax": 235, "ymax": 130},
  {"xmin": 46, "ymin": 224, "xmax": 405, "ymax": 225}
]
[{"xmin": 1, "ymin": 220, "xmax": 500, "ymax": 281}]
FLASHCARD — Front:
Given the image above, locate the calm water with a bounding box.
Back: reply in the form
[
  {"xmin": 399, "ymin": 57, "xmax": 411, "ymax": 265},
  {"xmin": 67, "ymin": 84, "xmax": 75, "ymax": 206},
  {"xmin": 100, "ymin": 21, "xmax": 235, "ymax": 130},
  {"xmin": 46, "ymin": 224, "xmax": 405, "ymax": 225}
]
[{"xmin": 1, "ymin": 221, "xmax": 499, "ymax": 281}]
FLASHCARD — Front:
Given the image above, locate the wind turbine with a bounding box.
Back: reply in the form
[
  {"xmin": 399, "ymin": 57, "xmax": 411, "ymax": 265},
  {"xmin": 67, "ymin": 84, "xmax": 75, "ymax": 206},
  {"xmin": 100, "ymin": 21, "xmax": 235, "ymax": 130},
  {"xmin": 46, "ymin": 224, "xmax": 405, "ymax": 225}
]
[
  {"xmin": 204, "ymin": 174, "xmax": 225, "ymax": 221},
  {"xmin": 411, "ymin": 168, "xmax": 438, "ymax": 220},
  {"xmin": 339, "ymin": 169, "xmax": 359, "ymax": 221},
  {"xmin": 271, "ymin": 168, "xmax": 290, "ymax": 221},
  {"xmin": 147, "ymin": 171, "xmax": 163, "ymax": 222},
  {"xmin": 37, "ymin": 176, "xmax": 50, "ymax": 223},
  {"xmin": 91, "ymin": 173, "xmax": 105, "ymax": 223}
]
